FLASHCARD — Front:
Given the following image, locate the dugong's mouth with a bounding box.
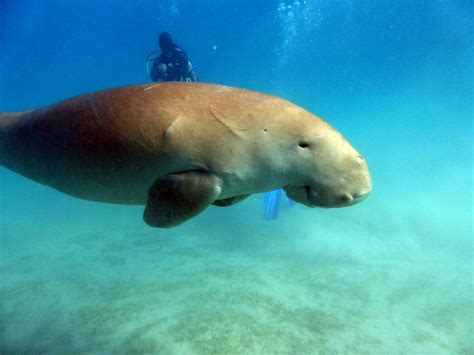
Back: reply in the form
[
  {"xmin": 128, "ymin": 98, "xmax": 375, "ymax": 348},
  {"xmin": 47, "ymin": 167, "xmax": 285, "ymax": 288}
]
[
  {"xmin": 283, "ymin": 185, "xmax": 318, "ymax": 207},
  {"xmin": 284, "ymin": 185, "xmax": 370, "ymax": 208}
]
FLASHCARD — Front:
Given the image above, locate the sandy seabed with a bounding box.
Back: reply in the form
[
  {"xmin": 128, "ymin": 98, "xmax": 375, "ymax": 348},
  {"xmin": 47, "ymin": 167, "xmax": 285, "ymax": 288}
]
[{"xmin": 1, "ymin": 180, "xmax": 472, "ymax": 354}]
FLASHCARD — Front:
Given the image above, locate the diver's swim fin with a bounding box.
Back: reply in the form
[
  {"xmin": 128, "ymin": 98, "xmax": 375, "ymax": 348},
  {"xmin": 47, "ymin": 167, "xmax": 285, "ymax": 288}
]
[
  {"xmin": 264, "ymin": 189, "xmax": 295, "ymax": 220},
  {"xmin": 264, "ymin": 189, "xmax": 282, "ymax": 220}
]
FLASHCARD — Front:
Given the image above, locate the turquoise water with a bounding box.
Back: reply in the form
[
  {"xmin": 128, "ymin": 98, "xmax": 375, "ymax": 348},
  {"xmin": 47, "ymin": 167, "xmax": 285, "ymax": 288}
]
[{"xmin": 1, "ymin": 0, "xmax": 472, "ymax": 353}]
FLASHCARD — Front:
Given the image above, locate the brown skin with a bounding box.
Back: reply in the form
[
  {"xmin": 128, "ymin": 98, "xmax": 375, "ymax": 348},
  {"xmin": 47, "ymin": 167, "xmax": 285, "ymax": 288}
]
[{"xmin": 0, "ymin": 82, "xmax": 371, "ymax": 227}]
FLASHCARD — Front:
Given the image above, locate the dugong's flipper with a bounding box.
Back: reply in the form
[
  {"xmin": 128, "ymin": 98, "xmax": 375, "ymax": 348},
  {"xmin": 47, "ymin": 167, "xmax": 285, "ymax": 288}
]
[
  {"xmin": 143, "ymin": 171, "xmax": 223, "ymax": 228},
  {"xmin": 213, "ymin": 194, "xmax": 250, "ymax": 207}
]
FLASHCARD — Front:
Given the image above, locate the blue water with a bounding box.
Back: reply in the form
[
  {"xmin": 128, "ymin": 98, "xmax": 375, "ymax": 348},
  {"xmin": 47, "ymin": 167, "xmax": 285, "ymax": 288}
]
[{"xmin": 1, "ymin": 0, "xmax": 472, "ymax": 352}]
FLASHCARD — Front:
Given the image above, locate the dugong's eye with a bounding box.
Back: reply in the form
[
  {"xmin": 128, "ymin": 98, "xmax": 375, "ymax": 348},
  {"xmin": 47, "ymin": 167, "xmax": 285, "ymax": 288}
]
[{"xmin": 298, "ymin": 142, "xmax": 310, "ymax": 148}]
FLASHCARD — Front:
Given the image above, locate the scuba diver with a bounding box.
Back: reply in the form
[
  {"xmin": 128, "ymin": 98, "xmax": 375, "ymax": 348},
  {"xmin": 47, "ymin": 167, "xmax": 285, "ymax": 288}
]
[{"xmin": 146, "ymin": 32, "xmax": 198, "ymax": 83}]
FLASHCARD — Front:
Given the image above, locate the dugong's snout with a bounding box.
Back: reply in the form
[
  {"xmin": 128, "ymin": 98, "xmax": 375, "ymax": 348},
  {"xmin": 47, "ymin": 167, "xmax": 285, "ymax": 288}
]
[{"xmin": 284, "ymin": 153, "xmax": 372, "ymax": 208}]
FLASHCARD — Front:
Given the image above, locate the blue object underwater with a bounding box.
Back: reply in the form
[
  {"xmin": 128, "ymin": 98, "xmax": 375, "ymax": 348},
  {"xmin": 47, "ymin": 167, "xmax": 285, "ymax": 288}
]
[{"xmin": 264, "ymin": 189, "xmax": 295, "ymax": 220}]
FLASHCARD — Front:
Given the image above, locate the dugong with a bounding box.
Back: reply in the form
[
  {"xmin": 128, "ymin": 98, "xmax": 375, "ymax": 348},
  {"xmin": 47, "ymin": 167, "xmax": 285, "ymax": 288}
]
[{"xmin": 0, "ymin": 82, "xmax": 371, "ymax": 227}]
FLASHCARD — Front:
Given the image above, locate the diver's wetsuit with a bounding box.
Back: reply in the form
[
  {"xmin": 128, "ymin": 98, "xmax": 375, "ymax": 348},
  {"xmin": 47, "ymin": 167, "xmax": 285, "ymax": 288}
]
[{"xmin": 150, "ymin": 46, "xmax": 198, "ymax": 82}]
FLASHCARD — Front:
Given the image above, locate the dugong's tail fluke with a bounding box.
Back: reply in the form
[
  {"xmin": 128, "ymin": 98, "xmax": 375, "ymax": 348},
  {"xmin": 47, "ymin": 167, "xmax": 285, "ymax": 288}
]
[
  {"xmin": 0, "ymin": 111, "xmax": 27, "ymax": 167},
  {"xmin": 0, "ymin": 112, "xmax": 24, "ymax": 132}
]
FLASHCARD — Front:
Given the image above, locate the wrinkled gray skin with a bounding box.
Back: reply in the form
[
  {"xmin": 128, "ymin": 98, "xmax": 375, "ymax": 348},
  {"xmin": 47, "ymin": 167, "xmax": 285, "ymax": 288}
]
[{"xmin": 0, "ymin": 82, "xmax": 372, "ymax": 227}]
